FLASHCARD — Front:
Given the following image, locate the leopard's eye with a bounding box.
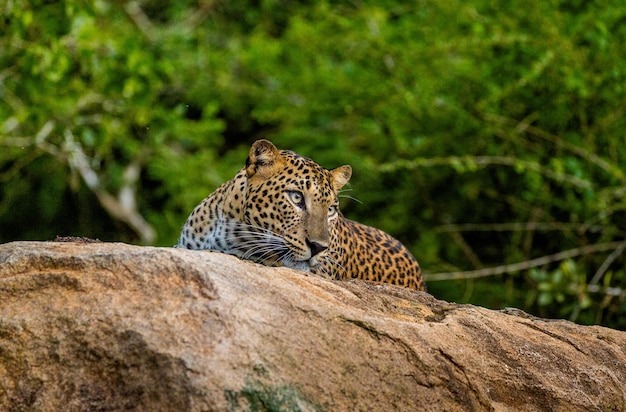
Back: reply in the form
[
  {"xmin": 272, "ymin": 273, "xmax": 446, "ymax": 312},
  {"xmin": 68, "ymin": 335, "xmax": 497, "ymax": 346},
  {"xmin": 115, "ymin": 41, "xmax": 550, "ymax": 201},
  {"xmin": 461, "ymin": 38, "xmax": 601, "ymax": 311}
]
[
  {"xmin": 328, "ymin": 204, "xmax": 339, "ymax": 217},
  {"xmin": 287, "ymin": 191, "xmax": 305, "ymax": 208}
]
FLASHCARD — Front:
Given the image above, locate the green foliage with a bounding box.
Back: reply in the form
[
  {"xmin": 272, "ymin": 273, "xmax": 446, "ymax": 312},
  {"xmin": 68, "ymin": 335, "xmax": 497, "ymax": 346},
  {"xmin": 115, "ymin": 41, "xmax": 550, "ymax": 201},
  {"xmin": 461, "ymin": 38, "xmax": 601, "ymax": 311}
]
[
  {"xmin": 1, "ymin": 0, "xmax": 227, "ymax": 243},
  {"xmin": 1, "ymin": 0, "xmax": 625, "ymax": 328},
  {"xmin": 530, "ymin": 260, "xmax": 591, "ymax": 313}
]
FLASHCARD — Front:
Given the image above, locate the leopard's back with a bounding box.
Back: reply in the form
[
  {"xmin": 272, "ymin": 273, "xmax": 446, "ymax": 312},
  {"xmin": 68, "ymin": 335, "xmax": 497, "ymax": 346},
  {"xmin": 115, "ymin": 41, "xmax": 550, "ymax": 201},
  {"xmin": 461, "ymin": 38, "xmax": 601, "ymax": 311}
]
[{"xmin": 314, "ymin": 216, "xmax": 424, "ymax": 291}]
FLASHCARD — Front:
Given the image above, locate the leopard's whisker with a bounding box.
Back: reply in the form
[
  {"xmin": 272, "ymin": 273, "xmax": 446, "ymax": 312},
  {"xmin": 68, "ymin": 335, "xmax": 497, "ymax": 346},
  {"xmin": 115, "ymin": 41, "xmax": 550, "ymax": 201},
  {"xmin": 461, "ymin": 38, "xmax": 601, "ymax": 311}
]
[{"xmin": 338, "ymin": 194, "xmax": 362, "ymax": 204}]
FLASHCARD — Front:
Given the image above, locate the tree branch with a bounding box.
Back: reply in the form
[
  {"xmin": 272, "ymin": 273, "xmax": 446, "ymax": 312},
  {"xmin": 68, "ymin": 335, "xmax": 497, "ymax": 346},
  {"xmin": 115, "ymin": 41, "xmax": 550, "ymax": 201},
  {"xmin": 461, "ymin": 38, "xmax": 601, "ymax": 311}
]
[
  {"xmin": 425, "ymin": 241, "xmax": 624, "ymax": 281},
  {"xmin": 434, "ymin": 221, "xmax": 602, "ymax": 233},
  {"xmin": 1, "ymin": 123, "xmax": 156, "ymax": 244},
  {"xmin": 63, "ymin": 129, "xmax": 156, "ymax": 244},
  {"xmin": 484, "ymin": 112, "xmax": 625, "ymax": 182},
  {"xmin": 379, "ymin": 156, "xmax": 594, "ymax": 189},
  {"xmin": 589, "ymin": 240, "xmax": 626, "ymax": 286}
]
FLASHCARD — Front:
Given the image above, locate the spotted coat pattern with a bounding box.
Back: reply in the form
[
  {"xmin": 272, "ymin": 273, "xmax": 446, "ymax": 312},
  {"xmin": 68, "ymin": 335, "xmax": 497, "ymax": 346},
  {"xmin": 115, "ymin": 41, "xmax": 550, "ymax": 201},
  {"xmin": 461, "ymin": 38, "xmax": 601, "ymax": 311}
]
[{"xmin": 177, "ymin": 139, "xmax": 425, "ymax": 291}]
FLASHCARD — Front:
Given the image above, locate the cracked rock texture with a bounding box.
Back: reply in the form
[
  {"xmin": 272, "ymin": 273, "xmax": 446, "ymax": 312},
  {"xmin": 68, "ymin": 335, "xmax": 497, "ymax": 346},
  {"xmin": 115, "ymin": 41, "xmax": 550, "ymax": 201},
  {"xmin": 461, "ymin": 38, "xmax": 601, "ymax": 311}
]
[{"xmin": 1, "ymin": 241, "xmax": 625, "ymax": 411}]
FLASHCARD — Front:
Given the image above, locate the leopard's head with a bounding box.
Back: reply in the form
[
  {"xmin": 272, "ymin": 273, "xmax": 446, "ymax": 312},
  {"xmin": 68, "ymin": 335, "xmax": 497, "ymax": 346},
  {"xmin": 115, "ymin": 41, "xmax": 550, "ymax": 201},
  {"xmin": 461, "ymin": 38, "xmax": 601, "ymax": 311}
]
[{"xmin": 239, "ymin": 139, "xmax": 351, "ymax": 269}]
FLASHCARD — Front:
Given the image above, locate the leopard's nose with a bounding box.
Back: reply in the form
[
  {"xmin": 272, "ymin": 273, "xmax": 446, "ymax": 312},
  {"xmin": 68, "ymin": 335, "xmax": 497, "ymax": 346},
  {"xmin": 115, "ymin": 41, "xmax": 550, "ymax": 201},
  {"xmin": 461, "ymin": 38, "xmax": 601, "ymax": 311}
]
[{"xmin": 306, "ymin": 239, "xmax": 328, "ymax": 257}]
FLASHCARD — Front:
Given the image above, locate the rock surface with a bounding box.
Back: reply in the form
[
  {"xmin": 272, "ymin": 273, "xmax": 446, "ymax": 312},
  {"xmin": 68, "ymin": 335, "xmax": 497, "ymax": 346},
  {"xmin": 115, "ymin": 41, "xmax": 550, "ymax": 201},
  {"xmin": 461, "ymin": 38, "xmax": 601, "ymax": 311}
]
[{"xmin": 0, "ymin": 241, "xmax": 625, "ymax": 411}]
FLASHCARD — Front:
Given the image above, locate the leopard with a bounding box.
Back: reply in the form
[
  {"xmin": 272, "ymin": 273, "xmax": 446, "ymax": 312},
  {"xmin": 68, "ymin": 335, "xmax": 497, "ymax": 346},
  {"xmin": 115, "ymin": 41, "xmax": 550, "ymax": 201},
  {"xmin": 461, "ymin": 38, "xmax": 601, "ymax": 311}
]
[{"xmin": 176, "ymin": 139, "xmax": 425, "ymax": 291}]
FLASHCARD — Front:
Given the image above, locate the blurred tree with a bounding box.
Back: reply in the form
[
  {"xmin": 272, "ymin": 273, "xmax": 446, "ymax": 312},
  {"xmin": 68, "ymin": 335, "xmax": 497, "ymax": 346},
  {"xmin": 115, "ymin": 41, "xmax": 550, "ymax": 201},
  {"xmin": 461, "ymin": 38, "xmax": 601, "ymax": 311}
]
[{"xmin": 1, "ymin": 0, "xmax": 625, "ymax": 328}]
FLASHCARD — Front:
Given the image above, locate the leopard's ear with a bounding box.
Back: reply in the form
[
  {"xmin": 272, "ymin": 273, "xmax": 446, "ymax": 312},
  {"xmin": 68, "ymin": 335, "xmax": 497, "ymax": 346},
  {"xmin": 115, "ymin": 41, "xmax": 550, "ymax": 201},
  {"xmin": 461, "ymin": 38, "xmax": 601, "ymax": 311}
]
[
  {"xmin": 330, "ymin": 165, "xmax": 352, "ymax": 191},
  {"xmin": 246, "ymin": 139, "xmax": 282, "ymax": 178}
]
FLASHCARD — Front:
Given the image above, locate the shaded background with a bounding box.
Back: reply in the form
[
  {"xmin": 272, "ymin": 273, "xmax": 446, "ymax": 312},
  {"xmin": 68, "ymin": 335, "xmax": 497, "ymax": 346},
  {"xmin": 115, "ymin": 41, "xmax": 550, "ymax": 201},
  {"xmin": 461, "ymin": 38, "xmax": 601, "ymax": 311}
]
[{"xmin": 2, "ymin": 0, "xmax": 625, "ymax": 328}]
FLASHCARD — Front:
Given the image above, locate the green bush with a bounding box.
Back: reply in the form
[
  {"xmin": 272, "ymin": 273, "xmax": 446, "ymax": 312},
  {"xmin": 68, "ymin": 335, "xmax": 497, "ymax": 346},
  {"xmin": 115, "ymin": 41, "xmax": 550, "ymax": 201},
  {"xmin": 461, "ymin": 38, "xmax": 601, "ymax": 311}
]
[{"xmin": 2, "ymin": 0, "xmax": 625, "ymax": 328}]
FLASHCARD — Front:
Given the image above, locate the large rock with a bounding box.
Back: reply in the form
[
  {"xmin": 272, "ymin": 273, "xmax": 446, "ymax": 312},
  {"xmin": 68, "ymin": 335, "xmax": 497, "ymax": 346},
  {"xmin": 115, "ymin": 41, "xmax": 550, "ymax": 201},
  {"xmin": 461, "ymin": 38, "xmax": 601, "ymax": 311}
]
[{"xmin": 0, "ymin": 241, "xmax": 625, "ymax": 411}]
